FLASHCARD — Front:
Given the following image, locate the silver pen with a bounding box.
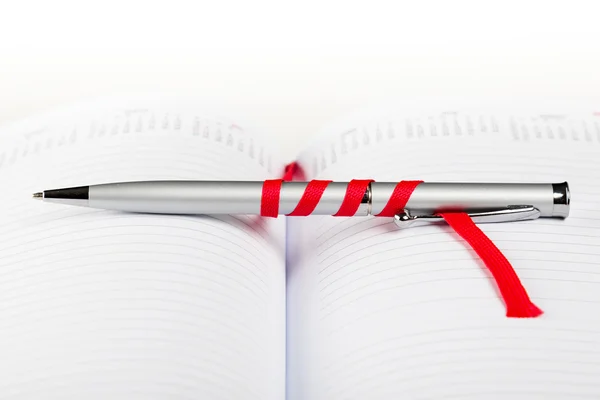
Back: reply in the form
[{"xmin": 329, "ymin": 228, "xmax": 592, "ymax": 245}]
[{"xmin": 33, "ymin": 181, "xmax": 570, "ymax": 227}]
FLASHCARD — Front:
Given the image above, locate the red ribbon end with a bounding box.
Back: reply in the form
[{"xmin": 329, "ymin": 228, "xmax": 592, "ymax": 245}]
[{"xmin": 506, "ymin": 303, "xmax": 544, "ymax": 318}]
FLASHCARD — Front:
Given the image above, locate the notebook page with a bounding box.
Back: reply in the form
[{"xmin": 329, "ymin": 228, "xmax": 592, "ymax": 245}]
[
  {"xmin": 287, "ymin": 108, "xmax": 600, "ymax": 400},
  {"xmin": 0, "ymin": 99, "xmax": 286, "ymax": 400}
]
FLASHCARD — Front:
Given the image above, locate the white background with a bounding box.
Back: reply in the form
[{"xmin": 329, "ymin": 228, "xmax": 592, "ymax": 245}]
[{"xmin": 1, "ymin": 0, "xmax": 599, "ymax": 160}]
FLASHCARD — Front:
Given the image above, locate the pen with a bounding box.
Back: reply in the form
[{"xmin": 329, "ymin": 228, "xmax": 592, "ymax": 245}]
[{"xmin": 33, "ymin": 181, "xmax": 570, "ymax": 226}]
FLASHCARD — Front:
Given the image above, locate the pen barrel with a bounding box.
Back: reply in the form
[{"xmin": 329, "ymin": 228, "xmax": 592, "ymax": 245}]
[
  {"xmin": 88, "ymin": 181, "xmax": 370, "ymax": 215},
  {"xmin": 371, "ymin": 182, "xmax": 569, "ymax": 218},
  {"xmin": 86, "ymin": 181, "xmax": 569, "ymax": 217},
  {"xmin": 90, "ymin": 181, "xmax": 266, "ymax": 215}
]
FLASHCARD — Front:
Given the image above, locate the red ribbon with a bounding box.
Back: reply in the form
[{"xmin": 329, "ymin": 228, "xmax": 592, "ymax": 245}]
[
  {"xmin": 260, "ymin": 163, "xmax": 542, "ymax": 318},
  {"xmin": 440, "ymin": 212, "xmax": 543, "ymax": 318}
]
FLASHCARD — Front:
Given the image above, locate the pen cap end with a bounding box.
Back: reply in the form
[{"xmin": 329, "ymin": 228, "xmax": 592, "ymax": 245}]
[{"xmin": 552, "ymin": 182, "xmax": 570, "ymax": 218}]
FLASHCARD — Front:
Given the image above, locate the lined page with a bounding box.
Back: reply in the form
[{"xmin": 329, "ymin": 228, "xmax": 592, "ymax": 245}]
[
  {"xmin": 0, "ymin": 100, "xmax": 286, "ymax": 400},
  {"xmin": 287, "ymin": 109, "xmax": 600, "ymax": 400}
]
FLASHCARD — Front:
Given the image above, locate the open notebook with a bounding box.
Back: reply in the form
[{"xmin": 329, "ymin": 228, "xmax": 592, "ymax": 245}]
[{"xmin": 1, "ymin": 98, "xmax": 600, "ymax": 400}]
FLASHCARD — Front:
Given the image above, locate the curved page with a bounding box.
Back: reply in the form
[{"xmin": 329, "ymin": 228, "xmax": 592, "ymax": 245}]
[
  {"xmin": 0, "ymin": 98, "xmax": 286, "ymax": 400},
  {"xmin": 287, "ymin": 107, "xmax": 600, "ymax": 400}
]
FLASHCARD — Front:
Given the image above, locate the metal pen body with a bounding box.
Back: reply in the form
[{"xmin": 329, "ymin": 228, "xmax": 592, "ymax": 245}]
[
  {"xmin": 86, "ymin": 181, "xmax": 367, "ymax": 215},
  {"xmin": 41, "ymin": 181, "xmax": 570, "ymax": 218}
]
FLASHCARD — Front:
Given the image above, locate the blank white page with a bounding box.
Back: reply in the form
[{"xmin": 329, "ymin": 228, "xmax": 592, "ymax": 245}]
[
  {"xmin": 0, "ymin": 99, "xmax": 286, "ymax": 400},
  {"xmin": 287, "ymin": 108, "xmax": 600, "ymax": 400}
]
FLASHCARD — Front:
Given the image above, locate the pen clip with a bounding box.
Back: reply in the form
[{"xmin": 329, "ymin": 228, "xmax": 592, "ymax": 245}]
[{"xmin": 393, "ymin": 205, "xmax": 541, "ymax": 228}]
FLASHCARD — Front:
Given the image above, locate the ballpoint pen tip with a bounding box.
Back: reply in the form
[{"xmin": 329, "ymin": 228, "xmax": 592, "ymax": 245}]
[{"xmin": 32, "ymin": 192, "xmax": 43, "ymax": 199}]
